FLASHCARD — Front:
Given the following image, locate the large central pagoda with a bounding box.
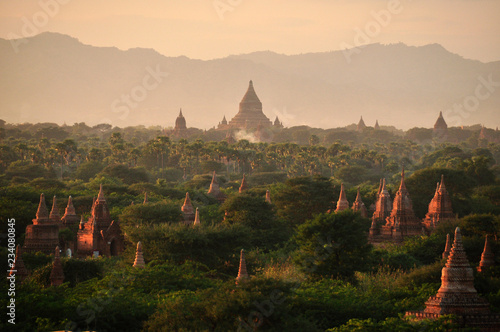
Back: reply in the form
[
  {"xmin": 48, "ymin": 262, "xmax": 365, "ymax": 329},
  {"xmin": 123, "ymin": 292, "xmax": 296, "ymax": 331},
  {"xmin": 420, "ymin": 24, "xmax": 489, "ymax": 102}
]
[{"xmin": 227, "ymin": 80, "xmax": 272, "ymax": 129}]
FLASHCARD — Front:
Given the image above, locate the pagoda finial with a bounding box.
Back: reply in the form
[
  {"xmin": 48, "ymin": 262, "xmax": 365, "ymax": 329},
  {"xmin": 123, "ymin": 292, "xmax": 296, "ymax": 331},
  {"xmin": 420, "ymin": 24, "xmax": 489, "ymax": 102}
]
[
  {"xmin": 478, "ymin": 235, "xmax": 495, "ymax": 272},
  {"xmin": 236, "ymin": 249, "xmax": 249, "ymax": 284},
  {"xmin": 133, "ymin": 242, "xmax": 145, "ymax": 268},
  {"xmin": 50, "ymin": 246, "xmax": 64, "ymax": 286},
  {"xmin": 143, "ymin": 191, "xmax": 148, "ymax": 204},
  {"xmin": 239, "ymin": 174, "xmax": 248, "ymax": 193},
  {"xmin": 439, "ymin": 174, "xmax": 446, "ymax": 191},
  {"xmin": 49, "ymin": 196, "xmax": 60, "ymax": 221},
  {"xmin": 179, "ymin": 108, "xmax": 183, "ymax": 117},
  {"xmin": 193, "ymin": 208, "xmax": 201, "ymax": 226},
  {"xmin": 335, "ymin": 183, "xmax": 349, "ymax": 212},
  {"xmin": 97, "ymin": 184, "xmax": 105, "ymax": 202},
  {"xmin": 442, "ymin": 234, "xmax": 452, "ymax": 259},
  {"xmin": 265, "ymin": 190, "xmax": 271, "ymax": 204},
  {"xmin": 399, "ymin": 166, "xmax": 407, "ymax": 191},
  {"xmin": 352, "ymin": 187, "xmax": 368, "ymax": 218},
  {"xmin": 64, "ymin": 196, "xmax": 76, "ymax": 216},
  {"xmin": 36, "ymin": 193, "xmax": 49, "ymax": 220}
]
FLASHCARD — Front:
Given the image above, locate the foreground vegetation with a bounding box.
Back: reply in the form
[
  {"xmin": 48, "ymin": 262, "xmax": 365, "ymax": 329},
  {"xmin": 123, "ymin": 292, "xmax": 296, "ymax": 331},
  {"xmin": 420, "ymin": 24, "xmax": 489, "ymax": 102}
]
[{"xmin": 1, "ymin": 121, "xmax": 499, "ymax": 331}]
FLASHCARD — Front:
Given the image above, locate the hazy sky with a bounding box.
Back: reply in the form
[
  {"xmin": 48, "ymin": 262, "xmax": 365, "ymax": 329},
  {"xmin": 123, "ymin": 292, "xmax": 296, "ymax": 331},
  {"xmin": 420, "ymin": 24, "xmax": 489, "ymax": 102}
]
[{"xmin": 1, "ymin": 0, "xmax": 499, "ymax": 62}]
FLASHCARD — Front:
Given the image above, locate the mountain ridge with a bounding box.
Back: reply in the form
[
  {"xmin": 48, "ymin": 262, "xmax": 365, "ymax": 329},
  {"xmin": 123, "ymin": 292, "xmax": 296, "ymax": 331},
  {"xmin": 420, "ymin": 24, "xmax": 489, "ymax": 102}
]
[{"xmin": 0, "ymin": 32, "xmax": 498, "ymax": 129}]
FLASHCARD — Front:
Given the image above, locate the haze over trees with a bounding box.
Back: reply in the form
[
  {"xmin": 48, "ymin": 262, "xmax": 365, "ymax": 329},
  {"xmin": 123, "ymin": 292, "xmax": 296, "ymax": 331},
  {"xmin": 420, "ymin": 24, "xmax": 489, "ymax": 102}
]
[{"xmin": 0, "ymin": 120, "xmax": 499, "ymax": 330}]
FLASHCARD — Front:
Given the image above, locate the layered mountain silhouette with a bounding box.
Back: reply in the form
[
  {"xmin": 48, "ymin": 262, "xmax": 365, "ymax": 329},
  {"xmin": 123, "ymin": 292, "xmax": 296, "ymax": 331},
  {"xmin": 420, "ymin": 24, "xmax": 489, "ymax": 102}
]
[{"xmin": 1, "ymin": 32, "xmax": 499, "ymax": 129}]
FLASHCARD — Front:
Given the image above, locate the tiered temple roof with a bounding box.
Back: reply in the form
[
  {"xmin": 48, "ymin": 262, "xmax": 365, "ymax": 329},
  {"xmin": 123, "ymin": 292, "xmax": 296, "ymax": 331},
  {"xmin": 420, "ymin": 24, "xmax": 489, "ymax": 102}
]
[
  {"xmin": 433, "ymin": 111, "xmax": 448, "ymax": 130},
  {"xmin": 381, "ymin": 168, "xmax": 422, "ymax": 242},
  {"xmin": 406, "ymin": 228, "xmax": 500, "ymax": 330},
  {"xmin": 357, "ymin": 116, "xmax": 366, "ymax": 132},
  {"xmin": 423, "ymin": 175, "xmax": 454, "ymax": 232},
  {"xmin": 478, "ymin": 235, "xmax": 495, "ymax": 272},
  {"xmin": 228, "ymin": 81, "xmax": 272, "ymax": 129},
  {"xmin": 208, "ymin": 171, "xmax": 226, "ymax": 203},
  {"xmin": 23, "ymin": 194, "xmax": 61, "ymax": 254},
  {"xmin": 61, "ymin": 196, "xmax": 79, "ymax": 227},
  {"xmin": 369, "ymin": 179, "xmax": 392, "ymax": 241},
  {"xmin": 352, "ymin": 188, "xmax": 368, "ymax": 218},
  {"xmin": 335, "ymin": 183, "xmax": 349, "ymax": 212},
  {"xmin": 133, "ymin": 242, "xmax": 145, "ymax": 268},
  {"xmin": 76, "ymin": 185, "xmax": 124, "ymax": 257}
]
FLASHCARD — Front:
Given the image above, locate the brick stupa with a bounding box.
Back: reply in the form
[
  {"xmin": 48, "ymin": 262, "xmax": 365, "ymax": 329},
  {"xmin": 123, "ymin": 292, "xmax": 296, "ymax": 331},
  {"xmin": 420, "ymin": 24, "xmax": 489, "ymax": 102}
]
[
  {"xmin": 76, "ymin": 185, "xmax": 124, "ymax": 257},
  {"xmin": 133, "ymin": 242, "xmax": 145, "ymax": 268},
  {"xmin": 423, "ymin": 175, "xmax": 454, "ymax": 233},
  {"xmin": 335, "ymin": 183, "xmax": 349, "ymax": 212},
  {"xmin": 61, "ymin": 196, "xmax": 79, "ymax": 227},
  {"xmin": 352, "ymin": 187, "xmax": 368, "ymax": 218},
  {"xmin": 181, "ymin": 192, "xmax": 195, "ymax": 224},
  {"xmin": 239, "ymin": 174, "xmax": 248, "ymax": 193},
  {"xmin": 228, "ymin": 81, "xmax": 272, "ymax": 129},
  {"xmin": 478, "ymin": 235, "xmax": 495, "ymax": 272},
  {"xmin": 23, "ymin": 194, "xmax": 61, "ymax": 254},
  {"xmin": 381, "ymin": 168, "xmax": 422, "ymax": 242},
  {"xmin": 208, "ymin": 171, "xmax": 226, "ymax": 203},
  {"xmin": 236, "ymin": 249, "xmax": 249, "ymax": 285},
  {"xmin": 50, "ymin": 246, "xmax": 64, "ymax": 286},
  {"xmin": 406, "ymin": 228, "xmax": 500, "ymax": 331},
  {"xmin": 369, "ymin": 179, "xmax": 392, "ymax": 242}
]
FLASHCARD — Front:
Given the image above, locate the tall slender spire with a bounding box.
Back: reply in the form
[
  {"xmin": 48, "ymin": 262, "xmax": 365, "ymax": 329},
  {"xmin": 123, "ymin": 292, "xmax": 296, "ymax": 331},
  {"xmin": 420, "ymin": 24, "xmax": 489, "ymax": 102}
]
[
  {"xmin": 193, "ymin": 208, "xmax": 201, "ymax": 226},
  {"xmin": 133, "ymin": 242, "xmax": 145, "ymax": 268},
  {"xmin": 49, "ymin": 196, "xmax": 60, "ymax": 221},
  {"xmin": 442, "ymin": 234, "xmax": 451, "ymax": 259},
  {"xmin": 335, "ymin": 183, "xmax": 349, "ymax": 212},
  {"xmin": 143, "ymin": 191, "xmax": 148, "ymax": 204},
  {"xmin": 97, "ymin": 184, "xmax": 105, "ymax": 202},
  {"xmin": 236, "ymin": 249, "xmax": 249, "ymax": 285},
  {"xmin": 265, "ymin": 190, "xmax": 271, "ymax": 204},
  {"xmin": 63, "ymin": 196, "xmax": 76, "ymax": 216},
  {"xmin": 424, "ymin": 174, "xmax": 454, "ymax": 232},
  {"xmin": 406, "ymin": 227, "xmax": 498, "ymax": 328},
  {"xmin": 208, "ymin": 171, "xmax": 220, "ymax": 194},
  {"xmin": 50, "ymin": 246, "xmax": 64, "ymax": 286},
  {"xmin": 36, "ymin": 193, "xmax": 49, "ymax": 220},
  {"xmin": 239, "ymin": 174, "xmax": 248, "ymax": 193},
  {"xmin": 478, "ymin": 235, "xmax": 495, "ymax": 272},
  {"xmin": 352, "ymin": 187, "xmax": 368, "ymax": 218}
]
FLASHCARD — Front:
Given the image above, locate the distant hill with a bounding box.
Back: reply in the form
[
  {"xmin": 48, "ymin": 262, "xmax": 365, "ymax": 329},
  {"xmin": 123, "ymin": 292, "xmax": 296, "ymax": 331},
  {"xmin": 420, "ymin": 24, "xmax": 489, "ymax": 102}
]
[{"xmin": 0, "ymin": 32, "xmax": 498, "ymax": 129}]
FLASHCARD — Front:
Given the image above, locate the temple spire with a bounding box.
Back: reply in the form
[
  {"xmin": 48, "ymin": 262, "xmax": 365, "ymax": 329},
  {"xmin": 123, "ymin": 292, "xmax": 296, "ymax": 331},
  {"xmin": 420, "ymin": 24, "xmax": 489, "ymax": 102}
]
[
  {"xmin": 63, "ymin": 196, "xmax": 76, "ymax": 216},
  {"xmin": 97, "ymin": 184, "xmax": 105, "ymax": 202},
  {"xmin": 143, "ymin": 191, "xmax": 148, "ymax": 204},
  {"xmin": 478, "ymin": 235, "xmax": 495, "ymax": 272},
  {"xmin": 352, "ymin": 187, "xmax": 368, "ymax": 218},
  {"xmin": 50, "ymin": 246, "xmax": 64, "ymax": 286},
  {"xmin": 36, "ymin": 193, "xmax": 49, "ymax": 220},
  {"xmin": 335, "ymin": 183, "xmax": 349, "ymax": 212},
  {"xmin": 236, "ymin": 249, "xmax": 249, "ymax": 285},
  {"xmin": 193, "ymin": 208, "xmax": 201, "ymax": 226},
  {"xmin": 133, "ymin": 242, "xmax": 145, "ymax": 268},
  {"xmin": 265, "ymin": 190, "xmax": 271, "ymax": 204},
  {"xmin": 49, "ymin": 196, "xmax": 60, "ymax": 221},
  {"xmin": 442, "ymin": 234, "xmax": 451, "ymax": 259},
  {"xmin": 239, "ymin": 174, "xmax": 248, "ymax": 193}
]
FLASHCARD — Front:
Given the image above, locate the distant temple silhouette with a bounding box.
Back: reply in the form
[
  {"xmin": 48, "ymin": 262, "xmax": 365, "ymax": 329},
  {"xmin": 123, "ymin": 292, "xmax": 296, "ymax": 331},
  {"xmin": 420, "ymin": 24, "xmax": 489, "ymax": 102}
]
[{"xmin": 218, "ymin": 80, "xmax": 273, "ymax": 130}]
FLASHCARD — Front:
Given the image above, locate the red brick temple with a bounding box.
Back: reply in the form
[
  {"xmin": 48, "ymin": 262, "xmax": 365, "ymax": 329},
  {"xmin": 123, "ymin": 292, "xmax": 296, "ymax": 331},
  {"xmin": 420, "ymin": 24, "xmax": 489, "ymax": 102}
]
[
  {"xmin": 423, "ymin": 175, "xmax": 454, "ymax": 233},
  {"xmin": 406, "ymin": 228, "xmax": 500, "ymax": 331},
  {"xmin": 76, "ymin": 185, "xmax": 124, "ymax": 257}
]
